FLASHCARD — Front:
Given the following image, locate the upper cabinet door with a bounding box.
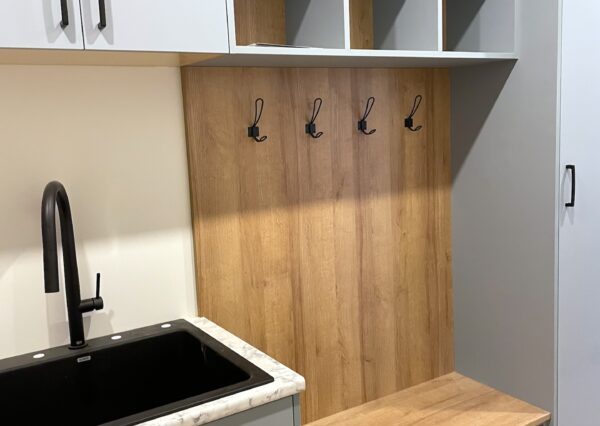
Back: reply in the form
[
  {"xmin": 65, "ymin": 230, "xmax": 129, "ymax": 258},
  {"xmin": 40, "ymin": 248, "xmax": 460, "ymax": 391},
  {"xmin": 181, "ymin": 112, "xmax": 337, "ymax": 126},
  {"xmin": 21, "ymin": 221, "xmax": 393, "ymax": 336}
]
[
  {"xmin": 0, "ymin": 0, "xmax": 84, "ymax": 49},
  {"xmin": 80, "ymin": 0, "xmax": 229, "ymax": 53}
]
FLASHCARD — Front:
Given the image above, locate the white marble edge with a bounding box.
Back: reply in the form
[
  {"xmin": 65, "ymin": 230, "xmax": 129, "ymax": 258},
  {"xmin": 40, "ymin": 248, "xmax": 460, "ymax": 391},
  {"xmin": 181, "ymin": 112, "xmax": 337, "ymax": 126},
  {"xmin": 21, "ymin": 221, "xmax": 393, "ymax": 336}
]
[{"xmin": 139, "ymin": 317, "xmax": 305, "ymax": 426}]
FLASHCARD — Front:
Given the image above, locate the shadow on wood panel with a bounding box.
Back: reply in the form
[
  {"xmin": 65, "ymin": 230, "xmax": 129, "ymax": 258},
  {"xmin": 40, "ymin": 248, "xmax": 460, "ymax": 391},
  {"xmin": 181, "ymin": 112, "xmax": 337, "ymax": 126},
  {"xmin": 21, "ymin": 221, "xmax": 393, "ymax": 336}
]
[
  {"xmin": 182, "ymin": 67, "xmax": 453, "ymax": 423},
  {"xmin": 182, "ymin": 68, "xmax": 450, "ymax": 217}
]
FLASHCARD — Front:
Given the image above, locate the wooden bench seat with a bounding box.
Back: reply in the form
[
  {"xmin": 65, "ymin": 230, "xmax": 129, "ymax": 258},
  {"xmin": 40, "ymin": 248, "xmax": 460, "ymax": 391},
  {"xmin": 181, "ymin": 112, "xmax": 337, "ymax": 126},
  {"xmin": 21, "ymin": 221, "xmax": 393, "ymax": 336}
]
[{"xmin": 305, "ymin": 372, "xmax": 550, "ymax": 426}]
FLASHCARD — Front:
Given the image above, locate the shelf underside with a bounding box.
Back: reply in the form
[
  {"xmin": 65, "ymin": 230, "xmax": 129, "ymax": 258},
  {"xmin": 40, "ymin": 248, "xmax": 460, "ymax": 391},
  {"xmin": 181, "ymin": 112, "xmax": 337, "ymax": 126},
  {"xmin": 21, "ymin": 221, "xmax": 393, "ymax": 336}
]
[
  {"xmin": 192, "ymin": 47, "xmax": 517, "ymax": 68},
  {"xmin": 0, "ymin": 48, "xmax": 219, "ymax": 67},
  {"xmin": 0, "ymin": 47, "xmax": 516, "ymax": 69}
]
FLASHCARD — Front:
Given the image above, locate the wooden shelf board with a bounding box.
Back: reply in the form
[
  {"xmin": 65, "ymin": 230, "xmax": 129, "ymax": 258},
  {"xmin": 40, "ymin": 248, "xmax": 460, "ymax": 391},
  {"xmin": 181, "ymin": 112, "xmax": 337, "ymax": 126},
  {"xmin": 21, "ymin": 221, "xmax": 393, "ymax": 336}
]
[{"xmin": 305, "ymin": 372, "xmax": 550, "ymax": 426}]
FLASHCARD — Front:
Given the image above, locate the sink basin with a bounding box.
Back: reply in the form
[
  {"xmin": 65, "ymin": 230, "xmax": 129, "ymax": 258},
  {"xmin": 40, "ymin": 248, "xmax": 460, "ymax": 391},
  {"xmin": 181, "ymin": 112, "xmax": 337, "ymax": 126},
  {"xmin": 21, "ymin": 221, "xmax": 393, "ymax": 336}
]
[{"xmin": 0, "ymin": 320, "xmax": 273, "ymax": 425}]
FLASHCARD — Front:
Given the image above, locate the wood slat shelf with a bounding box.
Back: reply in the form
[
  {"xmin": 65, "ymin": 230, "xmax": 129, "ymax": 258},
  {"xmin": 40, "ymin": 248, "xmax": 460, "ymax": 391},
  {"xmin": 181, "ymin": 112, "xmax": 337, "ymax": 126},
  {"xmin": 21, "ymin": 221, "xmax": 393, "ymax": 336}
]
[{"xmin": 305, "ymin": 372, "xmax": 551, "ymax": 426}]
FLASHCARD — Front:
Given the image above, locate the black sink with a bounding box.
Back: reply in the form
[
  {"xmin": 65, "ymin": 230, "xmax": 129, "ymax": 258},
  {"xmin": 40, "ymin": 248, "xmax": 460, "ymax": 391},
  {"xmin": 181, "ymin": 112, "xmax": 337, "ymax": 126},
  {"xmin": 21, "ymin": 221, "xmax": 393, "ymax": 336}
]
[{"xmin": 0, "ymin": 320, "xmax": 273, "ymax": 425}]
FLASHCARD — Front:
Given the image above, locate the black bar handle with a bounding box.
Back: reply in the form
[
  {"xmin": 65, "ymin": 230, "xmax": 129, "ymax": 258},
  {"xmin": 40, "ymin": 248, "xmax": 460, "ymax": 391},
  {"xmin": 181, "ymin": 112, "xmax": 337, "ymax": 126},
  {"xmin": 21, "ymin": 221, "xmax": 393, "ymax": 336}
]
[
  {"xmin": 98, "ymin": 0, "xmax": 107, "ymax": 30},
  {"xmin": 96, "ymin": 273, "xmax": 101, "ymax": 298},
  {"xmin": 60, "ymin": 0, "xmax": 69, "ymax": 28},
  {"xmin": 566, "ymin": 165, "xmax": 576, "ymax": 207}
]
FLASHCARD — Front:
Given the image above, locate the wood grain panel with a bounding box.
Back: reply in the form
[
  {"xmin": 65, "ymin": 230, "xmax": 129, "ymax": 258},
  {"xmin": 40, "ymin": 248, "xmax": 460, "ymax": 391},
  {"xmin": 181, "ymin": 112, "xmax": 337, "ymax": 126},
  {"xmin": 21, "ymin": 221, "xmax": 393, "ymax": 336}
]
[
  {"xmin": 350, "ymin": 0, "xmax": 374, "ymax": 49},
  {"xmin": 305, "ymin": 372, "xmax": 551, "ymax": 426},
  {"xmin": 182, "ymin": 67, "xmax": 452, "ymax": 423},
  {"xmin": 233, "ymin": 0, "xmax": 287, "ymax": 46},
  {"xmin": 182, "ymin": 68, "xmax": 298, "ymax": 367}
]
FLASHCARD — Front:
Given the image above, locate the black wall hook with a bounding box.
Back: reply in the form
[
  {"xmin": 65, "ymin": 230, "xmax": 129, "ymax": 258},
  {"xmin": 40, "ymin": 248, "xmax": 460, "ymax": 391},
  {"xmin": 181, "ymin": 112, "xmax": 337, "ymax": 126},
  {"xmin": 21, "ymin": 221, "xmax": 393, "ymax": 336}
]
[
  {"xmin": 405, "ymin": 95, "xmax": 423, "ymax": 132},
  {"xmin": 248, "ymin": 98, "xmax": 267, "ymax": 142},
  {"xmin": 305, "ymin": 98, "xmax": 324, "ymax": 139},
  {"xmin": 358, "ymin": 97, "xmax": 376, "ymax": 135}
]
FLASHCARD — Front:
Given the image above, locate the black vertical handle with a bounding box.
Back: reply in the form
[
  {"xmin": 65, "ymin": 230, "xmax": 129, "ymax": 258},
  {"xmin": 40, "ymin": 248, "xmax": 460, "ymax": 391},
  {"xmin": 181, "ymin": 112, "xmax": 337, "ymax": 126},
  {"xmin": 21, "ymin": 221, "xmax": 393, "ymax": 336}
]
[
  {"xmin": 60, "ymin": 0, "xmax": 69, "ymax": 28},
  {"xmin": 98, "ymin": 0, "xmax": 107, "ymax": 30},
  {"xmin": 95, "ymin": 273, "xmax": 101, "ymax": 298},
  {"xmin": 566, "ymin": 165, "xmax": 576, "ymax": 207}
]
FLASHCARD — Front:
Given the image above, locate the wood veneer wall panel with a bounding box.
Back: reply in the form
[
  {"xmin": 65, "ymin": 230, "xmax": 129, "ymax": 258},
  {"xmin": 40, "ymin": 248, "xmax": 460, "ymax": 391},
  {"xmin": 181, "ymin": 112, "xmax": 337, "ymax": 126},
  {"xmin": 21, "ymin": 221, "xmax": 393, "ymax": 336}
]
[
  {"xmin": 349, "ymin": 0, "xmax": 374, "ymax": 49},
  {"xmin": 182, "ymin": 68, "xmax": 298, "ymax": 367},
  {"xmin": 352, "ymin": 69, "xmax": 397, "ymax": 399},
  {"xmin": 431, "ymin": 69, "xmax": 453, "ymax": 374},
  {"xmin": 290, "ymin": 69, "xmax": 366, "ymax": 419},
  {"xmin": 233, "ymin": 0, "xmax": 287, "ymax": 46},
  {"xmin": 182, "ymin": 67, "xmax": 452, "ymax": 423}
]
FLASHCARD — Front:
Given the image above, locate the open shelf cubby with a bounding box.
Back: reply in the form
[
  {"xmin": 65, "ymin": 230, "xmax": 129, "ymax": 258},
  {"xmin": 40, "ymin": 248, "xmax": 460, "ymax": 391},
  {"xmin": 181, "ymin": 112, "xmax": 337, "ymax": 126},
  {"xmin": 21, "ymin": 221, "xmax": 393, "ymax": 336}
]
[
  {"xmin": 445, "ymin": 0, "xmax": 515, "ymax": 52},
  {"xmin": 350, "ymin": 0, "xmax": 441, "ymax": 51},
  {"xmin": 207, "ymin": 0, "xmax": 517, "ymax": 68},
  {"xmin": 230, "ymin": 0, "xmax": 348, "ymax": 50}
]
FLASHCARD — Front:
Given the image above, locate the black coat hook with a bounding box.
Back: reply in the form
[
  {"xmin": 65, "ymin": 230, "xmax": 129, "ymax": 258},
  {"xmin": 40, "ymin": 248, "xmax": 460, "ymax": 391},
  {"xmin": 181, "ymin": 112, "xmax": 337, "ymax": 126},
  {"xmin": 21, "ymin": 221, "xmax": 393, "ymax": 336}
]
[
  {"xmin": 305, "ymin": 98, "xmax": 324, "ymax": 139},
  {"xmin": 358, "ymin": 96, "xmax": 376, "ymax": 135},
  {"xmin": 248, "ymin": 98, "xmax": 267, "ymax": 142},
  {"xmin": 405, "ymin": 95, "xmax": 423, "ymax": 132}
]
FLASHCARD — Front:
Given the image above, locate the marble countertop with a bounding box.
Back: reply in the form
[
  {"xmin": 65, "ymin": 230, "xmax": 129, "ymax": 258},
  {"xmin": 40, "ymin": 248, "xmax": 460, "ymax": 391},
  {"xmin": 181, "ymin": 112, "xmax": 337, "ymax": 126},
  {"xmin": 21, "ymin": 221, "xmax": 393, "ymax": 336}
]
[{"xmin": 140, "ymin": 317, "xmax": 305, "ymax": 426}]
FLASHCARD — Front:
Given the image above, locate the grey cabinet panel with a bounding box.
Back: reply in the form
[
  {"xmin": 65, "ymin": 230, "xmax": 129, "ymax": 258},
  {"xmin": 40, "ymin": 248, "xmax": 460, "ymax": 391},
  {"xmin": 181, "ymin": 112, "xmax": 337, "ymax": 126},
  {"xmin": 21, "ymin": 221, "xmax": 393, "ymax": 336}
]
[
  {"xmin": 292, "ymin": 395, "xmax": 301, "ymax": 426},
  {"xmin": 558, "ymin": 2, "xmax": 600, "ymax": 425},
  {"xmin": 452, "ymin": 0, "xmax": 559, "ymax": 418},
  {"xmin": 207, "ymin": 397, "xmax": 296, "ymax": 426}
]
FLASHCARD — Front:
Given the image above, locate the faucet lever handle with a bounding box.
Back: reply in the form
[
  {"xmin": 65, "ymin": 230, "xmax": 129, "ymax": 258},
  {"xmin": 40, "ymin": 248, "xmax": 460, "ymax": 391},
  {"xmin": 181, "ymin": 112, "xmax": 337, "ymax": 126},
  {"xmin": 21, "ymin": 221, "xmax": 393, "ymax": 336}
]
[
  {"xmin": 79, "ymin": 273, "xmax": 104, "ymax": 313},
  {"xmin": 96, "ymin": 272, "xmax": 101, "ymax": 299}
]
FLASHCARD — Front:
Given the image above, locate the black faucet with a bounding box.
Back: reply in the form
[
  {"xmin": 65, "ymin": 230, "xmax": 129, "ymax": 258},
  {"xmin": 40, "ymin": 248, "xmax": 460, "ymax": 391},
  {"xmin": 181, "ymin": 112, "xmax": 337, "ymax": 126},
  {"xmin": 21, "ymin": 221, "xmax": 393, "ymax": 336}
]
[{"xmin": 41, "ymin": 181, "xmax": 104, "ymax": 349}]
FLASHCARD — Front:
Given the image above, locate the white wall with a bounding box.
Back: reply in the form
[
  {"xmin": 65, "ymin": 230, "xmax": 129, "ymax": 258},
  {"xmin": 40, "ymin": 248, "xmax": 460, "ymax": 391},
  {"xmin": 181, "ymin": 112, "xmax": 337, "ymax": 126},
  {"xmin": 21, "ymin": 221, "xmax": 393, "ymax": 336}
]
[{"xmin": 0, "ymin": 65, "xmax": 196, "ymax": 359}]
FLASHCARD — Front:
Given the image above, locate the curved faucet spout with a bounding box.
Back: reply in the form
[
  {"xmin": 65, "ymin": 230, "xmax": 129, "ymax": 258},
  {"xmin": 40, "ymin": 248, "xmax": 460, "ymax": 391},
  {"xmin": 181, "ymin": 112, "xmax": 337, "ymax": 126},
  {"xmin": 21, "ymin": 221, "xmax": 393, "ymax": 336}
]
[
  {"xmin": 41, "ymin": 181, "xmax": 103, "ymax": 349},
  {"xmin": 42, "ymin": 181, "xmax": 79, "ymax": 295}
]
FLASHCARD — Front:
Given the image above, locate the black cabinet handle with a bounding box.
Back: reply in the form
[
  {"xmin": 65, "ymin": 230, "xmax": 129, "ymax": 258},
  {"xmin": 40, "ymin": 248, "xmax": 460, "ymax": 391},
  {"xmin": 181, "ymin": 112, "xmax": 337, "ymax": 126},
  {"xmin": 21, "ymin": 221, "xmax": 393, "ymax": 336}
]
[
  {"xmin": 98, "ymin": 0, "xmax": 107, "ymax": 30},
  {"xmin": 60, "ymin": 0, "xmax": 69, "ymax": 28},
  {"xmin": 566, "ymin": 165, "xmax": 576, "ymax": 207}
]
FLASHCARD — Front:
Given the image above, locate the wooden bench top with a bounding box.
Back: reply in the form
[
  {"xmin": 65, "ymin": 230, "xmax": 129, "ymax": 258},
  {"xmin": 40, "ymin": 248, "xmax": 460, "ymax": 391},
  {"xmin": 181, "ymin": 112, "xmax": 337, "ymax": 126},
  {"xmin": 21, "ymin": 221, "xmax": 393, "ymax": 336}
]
[{"xmin": 305, "ymin": 372, "xmax": 550, "ymax": 426}]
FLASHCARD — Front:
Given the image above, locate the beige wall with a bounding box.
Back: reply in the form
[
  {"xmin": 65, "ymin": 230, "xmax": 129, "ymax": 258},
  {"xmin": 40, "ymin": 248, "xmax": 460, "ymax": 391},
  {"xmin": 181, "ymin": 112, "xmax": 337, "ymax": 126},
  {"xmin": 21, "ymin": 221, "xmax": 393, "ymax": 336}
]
[{"xmin": 0, "ymin": 65, "xmax": 196, "ymax": 358}]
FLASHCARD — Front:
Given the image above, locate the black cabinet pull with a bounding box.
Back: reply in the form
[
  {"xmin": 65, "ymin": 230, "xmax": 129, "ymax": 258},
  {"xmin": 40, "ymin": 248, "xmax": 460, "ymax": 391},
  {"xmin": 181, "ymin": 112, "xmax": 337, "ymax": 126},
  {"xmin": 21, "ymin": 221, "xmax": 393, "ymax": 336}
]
[
  {"xmin": 566, "ymin": 165, "xmax": 576, "ymax": 207},
  {"xmin": 60, "ymin": 0, "xmax": 69, "ymax": 28},
  {"xmin": 98, "ymin": 0, "xmax": 107, "ymax": 30}
]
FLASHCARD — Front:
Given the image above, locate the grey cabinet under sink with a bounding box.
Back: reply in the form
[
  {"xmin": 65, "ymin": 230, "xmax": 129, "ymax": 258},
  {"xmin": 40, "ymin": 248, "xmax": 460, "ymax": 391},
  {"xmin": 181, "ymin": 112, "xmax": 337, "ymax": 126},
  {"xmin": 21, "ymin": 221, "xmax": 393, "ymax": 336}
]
[{"xmin": 206, "ymin": 395, "xmax": 301, "ymax": 426}]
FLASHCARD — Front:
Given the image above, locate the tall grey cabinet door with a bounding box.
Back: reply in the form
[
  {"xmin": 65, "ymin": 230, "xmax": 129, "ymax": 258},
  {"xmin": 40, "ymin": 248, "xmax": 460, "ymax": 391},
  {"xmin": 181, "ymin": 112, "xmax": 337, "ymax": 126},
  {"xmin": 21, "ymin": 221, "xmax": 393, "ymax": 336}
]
[{"xmin": 558, "ymin": 1, "xmax": 600, "ymax": 425}]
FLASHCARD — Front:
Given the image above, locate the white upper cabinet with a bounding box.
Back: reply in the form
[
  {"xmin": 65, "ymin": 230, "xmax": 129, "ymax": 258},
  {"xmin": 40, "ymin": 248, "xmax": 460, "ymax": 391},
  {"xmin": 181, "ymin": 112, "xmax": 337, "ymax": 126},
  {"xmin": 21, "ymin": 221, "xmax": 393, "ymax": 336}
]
[
  {"xmin": 0, "ymin": 0, "xmax": 84, "ymax": 49},
  {"xmin": 79, "ymin": 0, "xmax": 229, "ymax": 53}
]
